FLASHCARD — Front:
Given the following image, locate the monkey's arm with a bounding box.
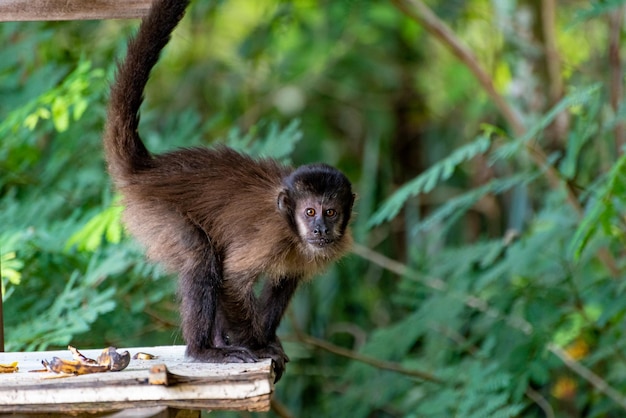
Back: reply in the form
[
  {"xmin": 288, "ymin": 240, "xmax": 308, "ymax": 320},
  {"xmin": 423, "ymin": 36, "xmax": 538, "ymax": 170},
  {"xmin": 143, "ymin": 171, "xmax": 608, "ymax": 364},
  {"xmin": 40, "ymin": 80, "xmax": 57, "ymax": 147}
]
[
  {"xmin": 259, "ymin": 277, "xmax": 300, "ymax": 344},
  {"xmin": 253, "ymin": 277, "xmax": 300, "ymax": 381}
]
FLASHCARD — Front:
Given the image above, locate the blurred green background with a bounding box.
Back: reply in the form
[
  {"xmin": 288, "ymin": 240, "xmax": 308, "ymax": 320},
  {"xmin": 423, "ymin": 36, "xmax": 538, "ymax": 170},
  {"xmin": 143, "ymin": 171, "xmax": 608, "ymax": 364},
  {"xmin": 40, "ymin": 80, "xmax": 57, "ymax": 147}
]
[{"xmin": 3, "ymin": 0, "xmax": 626, "ymax": 416}]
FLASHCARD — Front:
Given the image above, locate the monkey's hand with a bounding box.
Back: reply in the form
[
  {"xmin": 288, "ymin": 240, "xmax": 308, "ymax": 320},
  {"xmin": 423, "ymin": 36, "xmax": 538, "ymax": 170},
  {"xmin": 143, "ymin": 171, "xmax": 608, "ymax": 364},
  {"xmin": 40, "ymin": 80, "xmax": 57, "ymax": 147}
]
[
  {"xmin": 189, "ymin": 346, "xmax": 258, "ymax": 364},
  {"xmin": 254, "ymin": 340, "xmax": 290, "ymax": 382}
]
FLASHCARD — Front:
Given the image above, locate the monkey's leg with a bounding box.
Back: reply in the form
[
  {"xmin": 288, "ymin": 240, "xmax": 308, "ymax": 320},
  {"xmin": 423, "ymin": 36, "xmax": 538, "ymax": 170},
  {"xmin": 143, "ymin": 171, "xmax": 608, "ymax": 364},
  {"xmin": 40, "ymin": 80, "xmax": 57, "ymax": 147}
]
[
  {"xmin": 179, "ymin": 245, "xmax": 258, "ymax": 364},
  {"xmin": 215, "ymin": 273, "xmax": 297, "ymax": 381}
]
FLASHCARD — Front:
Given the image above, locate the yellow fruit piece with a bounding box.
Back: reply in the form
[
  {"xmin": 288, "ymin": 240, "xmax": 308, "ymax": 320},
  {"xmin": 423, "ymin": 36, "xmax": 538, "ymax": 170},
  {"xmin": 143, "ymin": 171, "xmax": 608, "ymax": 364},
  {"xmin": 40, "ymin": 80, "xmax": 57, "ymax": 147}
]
[{"xmin": 0, "ymin": 362, "xmax": 18, "ymax": 373}]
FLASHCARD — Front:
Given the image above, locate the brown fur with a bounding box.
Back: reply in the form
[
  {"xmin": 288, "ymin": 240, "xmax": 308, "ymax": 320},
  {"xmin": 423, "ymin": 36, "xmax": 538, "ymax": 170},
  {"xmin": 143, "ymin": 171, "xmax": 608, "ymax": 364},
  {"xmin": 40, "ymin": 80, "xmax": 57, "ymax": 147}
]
[
  {"xmin": 120, "ymin": 146, "xmax": 351, "ymax": 279},
  {"xmin": 103, "ymin": 0, "xmax": 354, "ymax": 381}
]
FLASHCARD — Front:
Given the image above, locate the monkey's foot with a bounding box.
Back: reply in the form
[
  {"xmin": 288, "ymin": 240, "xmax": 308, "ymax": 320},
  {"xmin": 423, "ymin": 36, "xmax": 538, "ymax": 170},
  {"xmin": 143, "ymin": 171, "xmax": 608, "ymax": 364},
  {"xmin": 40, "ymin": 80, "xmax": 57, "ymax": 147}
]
[
  {"xmin": 187, "ymin": 346, "xmax": 258, "ymax": 364},
  {"xmin": 253, "ymin": 342, "xmax": 289, "ymax": 382}
]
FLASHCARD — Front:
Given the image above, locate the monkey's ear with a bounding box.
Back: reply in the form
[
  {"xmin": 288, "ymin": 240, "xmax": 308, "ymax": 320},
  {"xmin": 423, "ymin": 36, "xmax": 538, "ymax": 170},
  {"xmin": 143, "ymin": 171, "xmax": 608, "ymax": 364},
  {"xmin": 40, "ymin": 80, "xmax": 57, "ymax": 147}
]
[
  {"xmin": 277, "ymin": 190, "xmax": 292, "ymax": 213},
  {"xmin": 344, "ymin": 193, "xmax": 356, "ymax": 212}
]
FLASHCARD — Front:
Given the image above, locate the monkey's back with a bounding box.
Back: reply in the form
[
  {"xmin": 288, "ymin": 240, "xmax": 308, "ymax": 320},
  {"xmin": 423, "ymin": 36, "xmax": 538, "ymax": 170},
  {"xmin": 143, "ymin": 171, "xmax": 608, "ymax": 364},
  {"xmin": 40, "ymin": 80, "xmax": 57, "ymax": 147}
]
[{"xmin": 117, "ymin": 145, "xmax": 304, "ymax": 277}]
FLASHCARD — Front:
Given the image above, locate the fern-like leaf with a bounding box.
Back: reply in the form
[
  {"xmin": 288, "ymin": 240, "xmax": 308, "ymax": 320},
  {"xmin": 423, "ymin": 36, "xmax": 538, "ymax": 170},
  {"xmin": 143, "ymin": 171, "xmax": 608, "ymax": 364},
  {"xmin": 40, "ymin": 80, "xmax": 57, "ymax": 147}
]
[
  {"xmin": 226, "ymin": 120, "xmax": 302, "ymax": 161},
  {"xmin": 490, "ymin": 83, "xmax": 601, "ymax": 164},
  {"xmin": 65, "ymin": 203, "xmax": 124, "ymax": 253},
  {"xmin": 413, "ymin": 172, "xmax": 533, "ymax": 233},
  {"xmin": 368, "ymin": 134, "xmax": 491, "ymax": 227},
  {"xmin": 570, "ymin": 153, "xmax": 626, "ymax": 260}
]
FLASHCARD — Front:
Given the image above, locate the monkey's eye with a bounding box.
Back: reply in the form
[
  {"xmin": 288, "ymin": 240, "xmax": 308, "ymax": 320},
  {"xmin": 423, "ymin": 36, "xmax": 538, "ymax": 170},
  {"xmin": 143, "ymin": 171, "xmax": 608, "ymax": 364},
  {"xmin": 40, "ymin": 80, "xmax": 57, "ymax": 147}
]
[
  {"xmin": 305, "ymin": 208, "xmax": 316, "ymax": 217},
  {"xmin": 325, "ymin": 209, "xmax": 337, "ymax": 217}
]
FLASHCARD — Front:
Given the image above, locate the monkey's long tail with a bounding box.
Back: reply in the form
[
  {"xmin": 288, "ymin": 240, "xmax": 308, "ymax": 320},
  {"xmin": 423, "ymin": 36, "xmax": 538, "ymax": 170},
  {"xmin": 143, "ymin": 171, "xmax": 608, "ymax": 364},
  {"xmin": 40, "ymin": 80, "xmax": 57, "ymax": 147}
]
[{"xmin": 104, "ymin": 0, "xmax": 190, "ymax": 182}]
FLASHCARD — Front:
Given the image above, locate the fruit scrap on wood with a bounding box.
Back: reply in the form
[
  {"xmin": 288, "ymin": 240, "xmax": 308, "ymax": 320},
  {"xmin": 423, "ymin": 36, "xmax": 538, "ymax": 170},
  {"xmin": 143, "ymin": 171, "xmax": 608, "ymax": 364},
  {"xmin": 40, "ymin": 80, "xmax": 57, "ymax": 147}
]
[
  {"xmin": 42, "ymin": 345, "xmax": 130, "ymax": 375},
  {"xmin": 133, "ymin": 352, "xmax": 157, "ymax": 360},
  {"xmin": 0, "ymin": 362, "xmax": 18, "ymax": 373}
]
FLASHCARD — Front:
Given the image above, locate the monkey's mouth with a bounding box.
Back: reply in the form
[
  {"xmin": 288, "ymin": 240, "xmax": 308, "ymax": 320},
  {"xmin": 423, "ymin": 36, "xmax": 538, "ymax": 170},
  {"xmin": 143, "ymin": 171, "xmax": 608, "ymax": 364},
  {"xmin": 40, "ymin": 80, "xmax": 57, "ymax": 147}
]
[{"xmin": 307, "ymin": 238, "xmax": 334, "ymax": 248}]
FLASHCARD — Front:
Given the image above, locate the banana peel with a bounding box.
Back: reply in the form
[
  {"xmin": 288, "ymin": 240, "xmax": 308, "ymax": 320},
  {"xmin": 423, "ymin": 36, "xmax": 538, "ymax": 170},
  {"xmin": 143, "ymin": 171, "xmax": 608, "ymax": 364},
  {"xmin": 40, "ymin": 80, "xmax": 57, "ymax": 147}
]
[
  {"xmin": 0, "ymin": 362, "xmax": 18, "ymax": 373},
  {"xmin": 43, "ymin": 346, "xmax": 130, "ymax": 375}
]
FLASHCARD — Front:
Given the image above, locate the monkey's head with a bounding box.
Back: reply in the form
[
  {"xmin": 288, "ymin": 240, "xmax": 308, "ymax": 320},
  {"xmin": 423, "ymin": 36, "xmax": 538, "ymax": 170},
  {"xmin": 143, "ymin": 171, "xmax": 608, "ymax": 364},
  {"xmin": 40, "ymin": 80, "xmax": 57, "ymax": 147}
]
[{"xmin": 278, "ymin": 164, "xmax": 354, "ymax": 255}]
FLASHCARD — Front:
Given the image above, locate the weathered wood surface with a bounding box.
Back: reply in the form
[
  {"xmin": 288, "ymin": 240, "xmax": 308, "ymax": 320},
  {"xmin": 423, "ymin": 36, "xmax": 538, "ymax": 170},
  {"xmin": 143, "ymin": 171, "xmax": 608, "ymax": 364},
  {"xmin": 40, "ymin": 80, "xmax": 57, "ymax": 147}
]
[
  {"xmin": 0, "ymin": 0, "xmax": 155, "ymax": 21},
  {"xmin": 0, "ymin": 345, "xmax": 274, "ymax": 414}
]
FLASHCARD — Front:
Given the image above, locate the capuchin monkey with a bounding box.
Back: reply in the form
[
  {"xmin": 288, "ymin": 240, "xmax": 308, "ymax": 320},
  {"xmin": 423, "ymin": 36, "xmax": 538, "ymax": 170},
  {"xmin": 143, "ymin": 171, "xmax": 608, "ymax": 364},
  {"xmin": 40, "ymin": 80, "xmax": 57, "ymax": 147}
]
[{"xmin": 103, "ymin": 0, "xmax": 354, "ymax": 381}]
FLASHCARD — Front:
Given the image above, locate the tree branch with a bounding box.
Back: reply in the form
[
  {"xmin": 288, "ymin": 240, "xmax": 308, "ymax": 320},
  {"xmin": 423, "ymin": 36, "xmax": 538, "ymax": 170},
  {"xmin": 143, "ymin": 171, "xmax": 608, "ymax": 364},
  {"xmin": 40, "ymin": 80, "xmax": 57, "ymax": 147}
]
[
  {"xmin": 525, "ymin": 387, "xmax": 556, "ymax": 418},
  {"xmin": 289, "ymin": 331, "xmax": 442, "ymax": 383},
  {"xmin": 549, "ymin": 344, "xmax": 626, "ymax": 411},
  {"xmin": 541, "ymin": 0, "xmax": 569, "ymax": 144},
  {"xmin": 541, "ymin": 0, "xmax": 563, "ymax": 105},
  {"xmin": 271, "ymin": 398, "xmax": 295, "ymax": 418},
  {"xmin": 609, "ymin": 5, "xmax": 625, "ymax": 154}
]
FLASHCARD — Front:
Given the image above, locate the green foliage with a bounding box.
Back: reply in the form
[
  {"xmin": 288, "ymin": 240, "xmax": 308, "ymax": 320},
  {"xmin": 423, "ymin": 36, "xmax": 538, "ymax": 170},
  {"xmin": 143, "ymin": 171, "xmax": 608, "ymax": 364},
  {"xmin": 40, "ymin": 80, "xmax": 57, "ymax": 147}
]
[
  {"xmin": 1, "ymin": 235, "xmax": 23, "ymax": 300},
  {"xmin": 224, "ymin": 119, "xmax": 303, "ymax": 161},
  {"xmin": 65, "ymin": 203, "xmax": 124, "ymax": 252},
  {"xmin": 8, "ymin": 263, "xmax": 118, "ymax": 351},
  {"xmin": 571, "ymin": 0, "xmax": 626, "ymax": 25},
  {"xmin": 369, "ymin": 133, "xmax": 492, "ymax": 227},
  {"xmin": 414, "ymin": 172, "xmax": 534, "ymax": 234},
  {"xmin": 415, "ymin": 361, "xmax": 526, "ymax": 418},
  {"xmin": 0, "ymin": 59, "xmax": 105, "ymax": 178},
  {"xmin": 4, "ymin": 1, "xmax": 626, "ymax": 417},
  {"xmin": 570, "ymin": 153, "xmax": 626, "ymax": 260}
]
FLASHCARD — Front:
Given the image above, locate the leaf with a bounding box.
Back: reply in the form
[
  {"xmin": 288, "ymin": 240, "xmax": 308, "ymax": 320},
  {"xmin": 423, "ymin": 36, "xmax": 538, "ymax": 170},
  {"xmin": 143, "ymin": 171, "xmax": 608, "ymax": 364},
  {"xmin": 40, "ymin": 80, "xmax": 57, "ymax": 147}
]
[
  {"xmin": 570, "ymin": 153, "xmax": 626, "ymax": 260},
  {"xmin": 65, "ymin": 204, "xmax": 124, "ymax": 252},
  {"xmin": 1, "ymin": 58, "xmax": 102, "ymax": 140},
  {"xmin": 570, "ymin": 0, "xmax": 626, "ymax": 26},
  {"xmin": 414, "ymin": 172, "xmax": 533, "ymax": 233},
  {"xmin": 224, "ymin": 120, "xmax": 303, "ymax": 161},
  {"xmin": 256, "ymin": 120, "xmax": 303, "ymax": 160},
  {"xmin": 490, "ymin": 84, "xmax": 602, "ymax": 164},
  {"xmin": 72, "ymin": 98, "xmax": 89, "ymax": 121},
  {"xmin": 6, "ymin": 268, "xmax": 117, "ymax": 351},
  {"xmin": 558, "ymin": 92, "xmax": 601, "ymax": 179},
  {"xmin": 51, "ymin": 97, "xmax": 69, "ymax": 132},
  {"xmin": 368, "ymin": 134, "xmax": 491, "ymax": 227}
]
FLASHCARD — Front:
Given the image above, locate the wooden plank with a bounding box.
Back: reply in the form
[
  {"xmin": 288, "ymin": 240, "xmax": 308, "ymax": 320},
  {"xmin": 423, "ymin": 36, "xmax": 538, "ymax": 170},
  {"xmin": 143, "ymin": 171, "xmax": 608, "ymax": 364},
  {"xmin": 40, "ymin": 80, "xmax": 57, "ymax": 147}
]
[
  {"xmin": 0, "ymin": 346, "xmax": 274, "ymax": 413},
  {"xmin": 0, "ymin": 0, "xmax": 155, "ymax": 22}
]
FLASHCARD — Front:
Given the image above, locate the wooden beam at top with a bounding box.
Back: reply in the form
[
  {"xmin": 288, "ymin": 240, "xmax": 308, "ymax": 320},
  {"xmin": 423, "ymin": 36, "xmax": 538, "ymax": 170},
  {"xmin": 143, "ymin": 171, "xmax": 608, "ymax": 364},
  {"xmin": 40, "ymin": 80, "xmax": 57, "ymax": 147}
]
[{"xmin": 0, "ymin": 0, "xmax": 155, "ymax": 22}]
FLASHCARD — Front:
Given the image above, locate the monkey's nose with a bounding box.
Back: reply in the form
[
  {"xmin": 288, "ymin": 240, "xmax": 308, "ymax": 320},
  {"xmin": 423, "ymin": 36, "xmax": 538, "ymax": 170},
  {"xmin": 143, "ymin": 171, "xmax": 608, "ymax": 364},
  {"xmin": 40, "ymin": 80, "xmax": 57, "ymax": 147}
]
[{"xmin": 313, "ymin": 227, "xmax": 329, "ymax": 236}]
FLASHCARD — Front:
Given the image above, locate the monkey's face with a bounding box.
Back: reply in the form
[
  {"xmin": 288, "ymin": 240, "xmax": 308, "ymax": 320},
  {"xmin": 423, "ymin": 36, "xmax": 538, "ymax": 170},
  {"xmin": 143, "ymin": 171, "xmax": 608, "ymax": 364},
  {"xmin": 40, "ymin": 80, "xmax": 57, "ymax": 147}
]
[
  {"xmin": 280, "ymin": 164, "xmax": 354, "ymax": 256},
  {"xmin": 294, "ymin": 197, "xmax": 347, "ymax": 252}
]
